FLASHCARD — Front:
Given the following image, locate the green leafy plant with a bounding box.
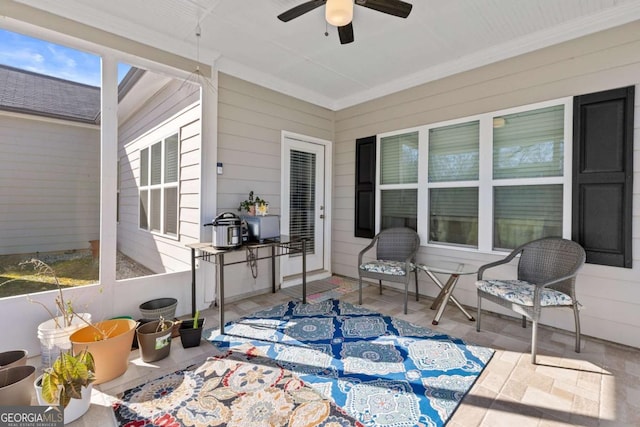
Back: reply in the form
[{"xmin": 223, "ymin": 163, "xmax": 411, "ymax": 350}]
[
  {"xmin": 192, "ymin": 310, "xmax": 200, "ymax": 329},
  {"xmin": 40, "ymin": 347, "xmax": 95, "ymax": 408},
  {"xmin": 238, "ymin": 191, "xmax": 268, "ymax": 213}
]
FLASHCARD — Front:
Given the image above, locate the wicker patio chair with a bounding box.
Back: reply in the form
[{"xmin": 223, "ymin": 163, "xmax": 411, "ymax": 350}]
[
  {"xmin": 476, "ymin": 237, "xmax": 586, "ymax": 363},
  {"xmin": 358, "ymin": 227, "xmax": 420, "ymax": 314}
]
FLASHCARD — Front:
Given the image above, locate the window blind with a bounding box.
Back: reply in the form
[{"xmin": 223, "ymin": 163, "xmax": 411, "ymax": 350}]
[
  {"xmin": 150, "ymin": 142, "xmax": 162, "ymax": 185},
  {"xmin": 164, "ymin": 187, "xmax": 178, "ymax": 235},
  {"xmin": 140, "ymin": 148, "xmax": 149, "ymax": 186},
  {"xmin": 494, "ymin": 184, "xmax": 563, "ymax": 249},
  {"xmin": 429, "ymin": 188, "xmax": 478, "ymax": 246},
  {"xmin": 150, "ymin": 188, "xmax": 161, "ymax": 232},
  {"xmin": 381, "ymin": 189, "xmax": 417, "ymax": 230},
  {"xmin": 429, "ymin": 121, "xmax": 479, "ymax": 182},
  {"xmin": 164, "ymin": 134, "xmax": 179, "ymax": 183},
  {"xmin": 380, "ymin": 132, "xmax": 418, "ymax": 185},
  {"xmin": 289, "ymin": 150, "xmax": 316, "ymax": 254},
  {"xmin": 493, "ymin": 105, "xmax": 564, "ymax": 179}
]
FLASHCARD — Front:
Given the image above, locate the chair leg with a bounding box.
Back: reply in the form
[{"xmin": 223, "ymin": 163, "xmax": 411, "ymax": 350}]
[
  {"xmin": 358, "ymin": 277, "xmax": 363, "ymax": 305},
  {"xmin": 403, "ymin": 282, "xmax": 409, "ymax": 314},
  {"xmin": 573, "ymin": 303, "xmax": 581, "ymax": 353},
  {"xmin": 531, "ymin": 320, "xmax": 538, "ymax": 364},
  {"xmin": 414, "ymin": 270, "xmax": 419, "ymax": 301},
  {"xmin": 476, "ymin": 295, "xmax": 482, "ymax": 332},
  {"xmin": 379, "ymin": 280, "xmax": 383, "ymax": 295},
  {"xmin": 522, "ymin": 316, "xmax": 527, "ymax": 328}
]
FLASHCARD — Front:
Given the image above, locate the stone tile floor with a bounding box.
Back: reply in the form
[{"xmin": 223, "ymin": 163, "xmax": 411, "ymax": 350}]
[{"xmin": 56, "ymin": 278, "xmax": 638, "ymax": 426}]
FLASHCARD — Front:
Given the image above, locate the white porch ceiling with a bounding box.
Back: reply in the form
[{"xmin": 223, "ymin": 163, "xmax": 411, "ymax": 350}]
[{"xmin": 13, "ymin": 0, "xmax": 640, "ymax": 110}]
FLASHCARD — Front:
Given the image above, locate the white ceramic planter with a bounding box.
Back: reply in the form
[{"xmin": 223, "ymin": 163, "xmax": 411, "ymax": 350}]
[{"xmin": 34, "ymin": 375, "xmax": 93, "ymax": 425}]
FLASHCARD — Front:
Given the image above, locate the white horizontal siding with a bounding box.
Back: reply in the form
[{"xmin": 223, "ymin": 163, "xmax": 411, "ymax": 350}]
[
  {"xmin": 0, "ymin": 114, "xmax": 100, "ymax": 255},
  {"xmin": 333, "ymin": 20, "xmax": 640, "ymax": 348},
  {"xmin": 117, "ymin": 81, "xmax": 201, "ymax": 273}
]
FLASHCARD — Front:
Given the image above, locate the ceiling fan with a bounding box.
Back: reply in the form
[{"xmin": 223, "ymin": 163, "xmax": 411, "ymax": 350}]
[{"xmin": 277, "ymin": 0, "xmax": 413, "ymax": 45}]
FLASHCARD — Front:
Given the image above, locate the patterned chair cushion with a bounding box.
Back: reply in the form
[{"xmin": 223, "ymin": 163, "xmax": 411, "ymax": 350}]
[
  {"xmin": 476, "ymin": 279, "xmax": 573, "ymax": 306},
  {"xmin": 359, "ymin": 260, "xmax": 414, "ymax": 276}
]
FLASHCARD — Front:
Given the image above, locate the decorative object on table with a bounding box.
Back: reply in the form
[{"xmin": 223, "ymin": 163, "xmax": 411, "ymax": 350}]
[
  {"xmin": 34, "ymin": 347, "xmax": 95, "ymax": 424},
  {"xmin": 205, "ymin": 299, "xmax": 494, "ymax": 427},
  {"xmin": 69, "ymin": 318, "xmax": 137, "ymax": 384},
  {"xmin": 476, "ymin": 236, "xmax": 586, "ymax": 364},
  {"xmin": 237, "ymin": 190, "xmax": 268, "ymax": 216},
  {"xmin": 358, "ymin": 227, "xmax": 420, "ymax": 314},
  {"xmin": 136, "ymin": 318, "xmax": 174, "ymax": 363},
  {"xmin": 15, "ymin": 258, "xmax": 94, "ymax": 370},
  {"xmin": 0, "ymin": 349, "xmax": 28, "ymax": 369},
  {"xmin": 139, "ymin": 297, "xmax": 178, "ymax": 320},
  {"xmin": 0, "ymin": 365, "xmax": 36, "ymax": 406},
  {"xmin": 178, "ymin": 310, "xmax": 205, "ymax": 348},
  {"xmin": 112, "ymin": 342, "xmax": 362, "ymax": 427}
]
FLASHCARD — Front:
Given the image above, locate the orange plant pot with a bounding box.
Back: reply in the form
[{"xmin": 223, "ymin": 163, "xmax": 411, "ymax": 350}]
[{"xmin": 70, "ymin": 318, "xmax": 137, "ymax": 385}]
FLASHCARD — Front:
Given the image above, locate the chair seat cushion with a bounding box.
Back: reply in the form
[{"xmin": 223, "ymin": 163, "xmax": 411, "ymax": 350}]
[
  {"xmin": 476, "ymin": 279, "xmax": 573, "ymax": 306},
  {"xmin": 359, "ymin": 260, "xmax": 414, "ymax": 276}
]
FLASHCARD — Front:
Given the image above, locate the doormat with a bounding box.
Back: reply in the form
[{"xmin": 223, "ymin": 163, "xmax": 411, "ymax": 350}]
[{"xmin": 205, "ymin": 299, "xmax": 494, "ymax": 426}]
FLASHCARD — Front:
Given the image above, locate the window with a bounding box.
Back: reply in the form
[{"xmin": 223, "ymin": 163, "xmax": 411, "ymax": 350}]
[
  {"xmin": 139, "ymin": 133, "xmax": 180, "ymax": 237},
  {"xmin": 377, "ymin": 131, "xmax": 419, "ymax": 230},
  {"xmin": 428, "ymin": 121, "xmax": 479, "ymax": 247},
  {"xmin": 377, "ymin": 98, "xmax": 571, "ymax": 252}
]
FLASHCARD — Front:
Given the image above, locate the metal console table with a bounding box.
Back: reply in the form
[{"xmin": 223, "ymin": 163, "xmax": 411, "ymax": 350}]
[{"xmin": 187, "ymin": 236, "xmax": 307, "ymax": 333}]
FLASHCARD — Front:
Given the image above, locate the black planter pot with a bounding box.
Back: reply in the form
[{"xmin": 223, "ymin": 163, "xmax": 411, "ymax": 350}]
[{"xmin": 179, "ymin": 319, "xmax": 205, "ymax": 348}]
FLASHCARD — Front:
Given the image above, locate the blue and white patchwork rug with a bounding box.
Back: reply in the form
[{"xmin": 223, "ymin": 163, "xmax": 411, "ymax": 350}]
[{"xmin": 205, "ymin": 299, "xmax": 494, "ymax": 427}]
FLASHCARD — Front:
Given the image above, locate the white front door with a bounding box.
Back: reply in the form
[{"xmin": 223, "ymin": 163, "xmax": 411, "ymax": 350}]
[{"xmin": 281, "ymin": 133, "xmax": 331, "ymax": 284}]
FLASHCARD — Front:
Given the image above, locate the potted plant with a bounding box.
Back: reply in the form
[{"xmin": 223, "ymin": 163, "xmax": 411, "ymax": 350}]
[
  {"xmin": 238, "ymin": 191, "xmax": 268, "ymax": 216},
  {"xmin": 17, "ymin": 259, "xmax": 94, "ymax": 369},
  {"xmin": 34, "ymin": 347, "xmax": 95, "ymax": 424},
  {"xmin": 135, "ymin": 317, "xmax": 174, "ymax": 362},
  {"xmin": 178, "ymin": 310, "xmax": 205, "ymax": 348}
]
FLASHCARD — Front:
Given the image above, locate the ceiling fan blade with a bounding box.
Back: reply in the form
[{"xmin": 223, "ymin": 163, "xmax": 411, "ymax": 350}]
[
  {"xmin": 278, "ymin": 0, "xmax": 326, "ymax": 22},
  {"xmin": 355, "ymin": 0, "xmax": 412, "ymax": 18},
  {"xmin": 338, "ymin": 22, "xmax": 354, "ymax": 44}
]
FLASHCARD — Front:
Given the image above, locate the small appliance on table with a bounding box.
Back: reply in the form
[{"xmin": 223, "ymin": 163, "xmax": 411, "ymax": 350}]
[
  {"xmin": 242, "ymin": 214, "xmax": 280, "ymax": 242},
  {"xmin": 204, "ymin": 212, "xmax": 242, "ymax": 249}
]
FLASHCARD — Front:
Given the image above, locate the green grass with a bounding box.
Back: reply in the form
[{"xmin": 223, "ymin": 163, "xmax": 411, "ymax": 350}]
[{"xmin": 0, "ymin": 256, "xmax": 98, "ymax": 298}]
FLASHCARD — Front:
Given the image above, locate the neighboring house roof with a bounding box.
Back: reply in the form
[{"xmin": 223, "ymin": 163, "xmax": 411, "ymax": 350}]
[{"xmin": 0, "ymin": 64, "xmax": 101, "ymax": 124}]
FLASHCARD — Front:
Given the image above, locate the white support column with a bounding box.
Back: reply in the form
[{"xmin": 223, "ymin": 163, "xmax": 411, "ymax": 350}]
[
  {"xmin": 199, "ymin": 65, "xmax": 219, "ymax": 306},
  {"xmin": 99, "ymin": 55, "xmax": 118, "ymax": 302}
]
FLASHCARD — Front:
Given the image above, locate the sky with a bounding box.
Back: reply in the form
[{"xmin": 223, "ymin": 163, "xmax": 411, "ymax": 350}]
[{"xmin": 0, "ymin": 29, "xmax": 130, "ymax": 86}]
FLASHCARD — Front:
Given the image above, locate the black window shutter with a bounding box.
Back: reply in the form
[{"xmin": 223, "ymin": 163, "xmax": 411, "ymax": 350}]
[
  {"xmin": 355, "ymin": 136, "xmax": 376, "ymax": 238},
  {"xmin": 572, "ymin": 86, "xmax": 634, "ymax": 268}
]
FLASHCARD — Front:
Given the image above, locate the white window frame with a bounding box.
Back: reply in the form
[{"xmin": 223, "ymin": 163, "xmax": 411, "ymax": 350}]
[
  {"xmin": 138, "ymin": 132, "xmax": 180, "ymax": 239},
  {"xmin": 377, "ymin": 97, "xmax": 573, "ymax": 254}
]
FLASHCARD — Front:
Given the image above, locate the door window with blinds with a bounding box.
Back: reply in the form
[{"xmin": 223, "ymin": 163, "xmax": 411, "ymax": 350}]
[
  {"xmin": 139, "ymin": 132, "xmax": 180, "ymax": 237},
  {"xmin": 289, "ymin": 149, "xmax": 316, "ymax": 254},
  {"xmin": 375, "ymin": 97, "xmax": 571, "ymax": 252},
  {"xmin": 378, "ymin": 131, "xmax": 418, "ymax": 230}
]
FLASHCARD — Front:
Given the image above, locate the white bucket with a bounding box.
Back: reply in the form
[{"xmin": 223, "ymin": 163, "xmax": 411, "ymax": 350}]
[{"xmin": 37, "ymin": 313, "xmax": 92, "ymax": 369}]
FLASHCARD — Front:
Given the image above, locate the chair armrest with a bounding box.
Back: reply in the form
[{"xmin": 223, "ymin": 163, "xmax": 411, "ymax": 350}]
[
  {"xmin": 358, "ymin": 237, "xmax": 378, "ymax": 266},
  {"xmin": 477, "ymin": 247, "xmax": 523, "ymax": 279}
]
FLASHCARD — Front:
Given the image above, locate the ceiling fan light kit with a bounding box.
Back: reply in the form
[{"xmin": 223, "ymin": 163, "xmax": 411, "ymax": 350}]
[
  {"xmin": 326, "ymin": 0, "xmax": 354, "ymax": 27},
  {"xmin": 278, "ymin": 0, "xmax": 412, "ymax": 45}
]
